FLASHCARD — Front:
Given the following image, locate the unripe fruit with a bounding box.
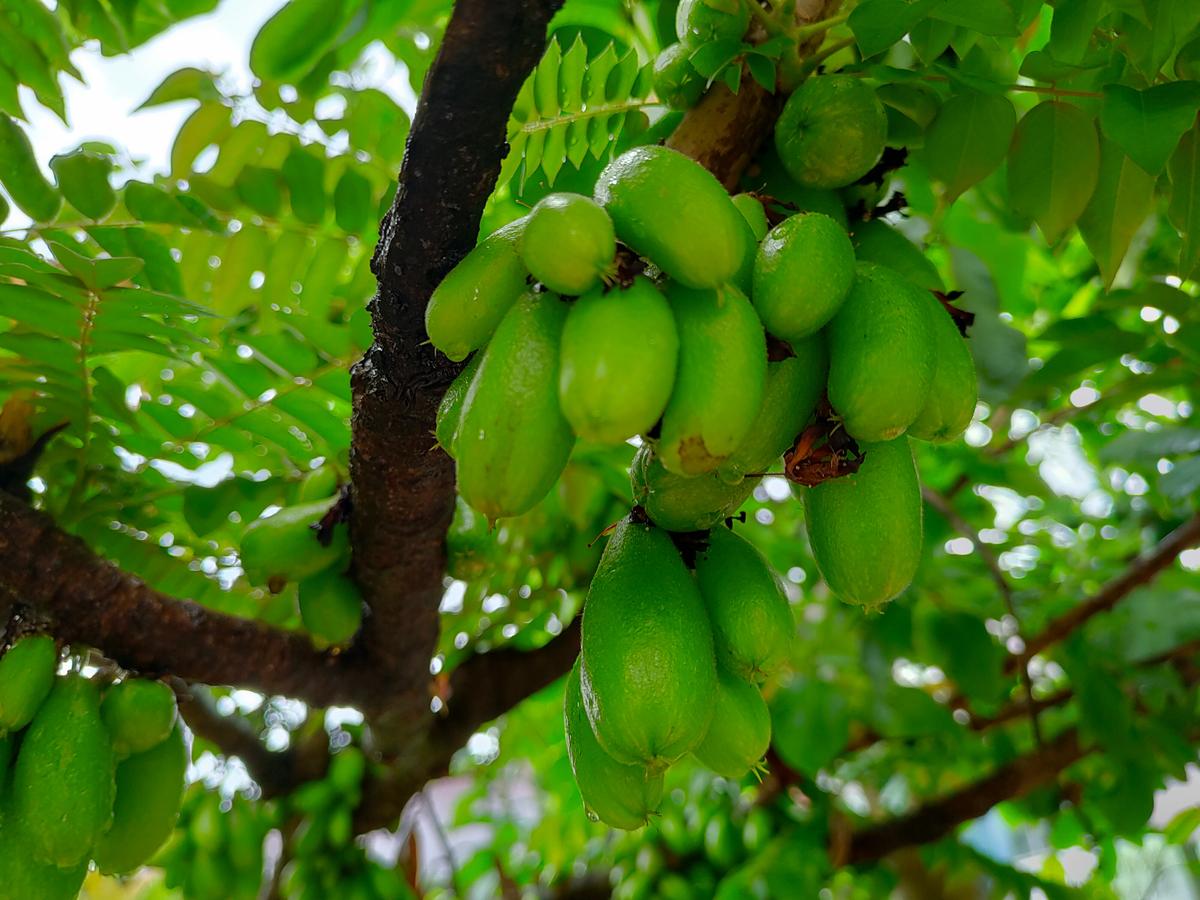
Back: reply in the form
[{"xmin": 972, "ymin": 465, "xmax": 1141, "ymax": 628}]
[
  {"xmin": 581, "ymin": 518, "xmax": 716, "ymax": 769},
  {"xmin": 718, "ymin": 338, "xmax": 828, "ymax": 483},
  {"xmin": 774, "ymin": 75, "xmax": 888, "ymax": 189},
  {"xmin": 653, "ymin": 42, "xmax": 706, "ymax": 110},
  {"xmin": 101, "ymin": 678, "xmax": 178, "ymax": 756},
  {"xmin": 296, "ymin": 465, "xmax": 339, "ymax": 503},
  {"xmin": 632, "ymin": 444, "xmax": 758, "ymax": 533},
  {"xmin": 520, "ymin": 193, "xmax": 616, "ymax": 296},
  {"xmin": 658, "ymin": 283, "xmax": 766, "ymax": 476},
  {"xmin": 732, "ymin": 193, "xmax": 769, "ymax": 241},
  {"xmin": 595, "ymin": 146, "xmax": 747, "ymax": 289},
  {"xmin": 241, "ymin": 499, "xmax": 350, "ymax": 588},
  {"xmin": 564, "ymin": 660, "xmax": 664, "ymax": 829},
  {"xmin": 676, "ymin": 0, "xmax": 750, "ymax": 43},
  {"xmin": 446, "ymin": 497, "xmax": 493, "ymax": 580},
  {"xmin": 0, "ymin": 734, "xmax": 8, "ymax": 788},
  {"xmin": 435, "ymin": 352, "xmax": 482, "ymax": 458},
  {"xmin": 753, "ymin": 212, "xmax": 856, "ymax": 343},
  {"xmin": 457, "ymin": 290, "xmax": 575, "ymax": 521},
  {"xmin": 425, "ymin": 217, "xmax": 528, "ymax": 361},
  {"xmin": 298, "ymin": 569, "xmax": 364, "ymax": 646},
  {"xmin": 851, "ymin": 219, "xmax": 944, "ymax": 291},
  {"xmin": 13, "ymin": 675, "xmax": 116, "ymax": 867},
  {"xmin": 694, "ymin": 526, "xmax": 793, "ymax": 682},
  {"xmin": 0, "ymin": 634, "xmax": 57, "ymax": 733},
  {"xmin": 692, "ymin": 664, "xmax": 770, "ymax": 779},
  {"xmin": 826, "ymin": 262, "xmax": 936, "ymax": 442},
  {"xmin": 702, "ymin": 806, "xmax": 746, "ymax": 869},
  {"xmin": 909, "ymin": 294, "xmax": 977, "ymax": 443},
  {"xmin": 730, "ymin": 212, "xmax": 758, "ymax": 296},
  {"xmin": 559, "ymin": 276, "xmax": 678, "ymax": 444},
  {"xmin": 93, "ymin": 725, "xmax": 188, "ymax": 875},
  {"xmin": 0, "ymin": 800, "xmax": 87, "ymax": 900},
  {"xmin": 801, "ymin": 436, "xmax": 923, "ymax": 608}
]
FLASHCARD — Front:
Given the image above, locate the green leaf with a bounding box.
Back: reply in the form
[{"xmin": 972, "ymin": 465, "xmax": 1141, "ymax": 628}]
[
  {"xmin": 1167, "ymin": 122, "xmax": 1200, "ymax": 280},
  {"xmin": 170, "ymin": 102, "xmax": 233, "ymax": 176},
  {"xmin": 770, "ymin": 677, "xmax": 851, "ymax": 777},
  {"xmin": 921, "ymin": 611, "xmax": 1007, "ymax": 705},
  {"xmin": 136, "ymin": 66, "xmax": 220, "ymax": 109},
  {"xmin": 0, "ymin": 113, "xmax": 61, "ymax": 222},
  {"xmin": 47, "ymin": 241, "xmax": 143, "ymax": 292},
  {"xmin": 235, "ymin": 165, "xmax": 284, "ymax": 218},
  {"xmin": 920, "ymin": 90, "xmax": 1016, "ymax": 200},
  {"xmin": 1099, "ymin": 81, "xmax": 1200, "ymax": 176},
  {"xmin": 930, "ymin": 0, "xmax": 1019, "ymax": 35},
  {"xmin": 848, "ymin": 0, "xmax": 942, "ymax": 59},
  {"xmin": 1162, "ymin": 456, "xmax": 1200, "ymax": 499},
  {"xmin": 333, "ymin": 168, "xmax": 372, "ymax": 234},
  {"xmin": 1007, "ymin": 101, "xmax": 1100, "ymax": 244},
  {"xmin": 123, "ymin": 180, "xmax": 210, "ymax": 228},
  {"xmin": 1049, "ymin": 0, "xmax": 1105, "ymax": 65},
  {"xmin": 1164, "ymin": 806, "xmax": 1200, "ymax": 844},
  {"xmin": 281, "ymin": 147, "xmax": 327, "ymax": 225},
  {"xmin": 48, "ymin": 149, "xmax": 116, "ymax": 220},
  {"xmin": 1077, "ymin": 138, "xmax": 1156, "ymax": 288},
  {"xmin": 249, "ymin": 0, "xmax": 350, "ymax": 83}
]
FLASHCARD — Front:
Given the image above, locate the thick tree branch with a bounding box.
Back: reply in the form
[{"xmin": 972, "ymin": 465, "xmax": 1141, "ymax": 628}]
[
  {"xmin": 348, "ymin": 0, "xmax": 565, "ymax": 739},
  {"xmin": 0, "ymin": 489, "xmax": 369, "ymax": 707}
]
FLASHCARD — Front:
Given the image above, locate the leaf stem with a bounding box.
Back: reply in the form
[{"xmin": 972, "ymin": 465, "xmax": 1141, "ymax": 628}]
[
  {"xmin": 518, "ymin": 99, "xmax": 660, "ymax": 135},
  {"xmin": 792, "ymin": 10, "xmax": 849, "ymax": 42}
]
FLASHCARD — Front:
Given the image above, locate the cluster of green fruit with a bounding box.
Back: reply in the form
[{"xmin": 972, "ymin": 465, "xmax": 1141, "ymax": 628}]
[
  {"xmin": 157, "ymin": 787, "xmax": 274, "ymax": 899},
  {"xmin": 0, "ymin": 635, "xmax": 186, "ymax": 900},
  {"xmin": 652, "ymin": 0, "xmax": 752, "ymax": 111},
  {"xmin": 278, "ymin": 746, "xmax": 416, "ymax": 900},
  {"xmin": 239, "ymin": 467, "xmax": 363, "ymax": 648}
]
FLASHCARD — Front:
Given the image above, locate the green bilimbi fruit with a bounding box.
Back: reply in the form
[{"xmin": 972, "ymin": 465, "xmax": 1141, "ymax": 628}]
[
  {"xmin": 732, "ymin": 193, "xmax": 769, "ymax": 241},
  {"xmin": 559, "ymin": 276, "xmax": 678, "ymax": 444},
  {"xmin": 719, "ymin": 337, "xmax": 828, "ymax": 482},
  {"xmin": 581, "ymin": 518, "xmax": 717, "ymax": 769},
  {"xmin": 692, "ymin": 665, "xmax": 771, "ymax": 779},
  {"xmin": 0, "ymin": 800, "xmax": 87, "ymax": 900},
  {"xmin": 826, "ymin": 262, "xmax": 935, "ymax": 442},
  {"xmin": 564, "ymin": 660, "xmax": 664, "ymax": 829},
  {"xmin": 676, "ymin": 0, "xmax": 750, "ymax": 42},
  {"xmin": 92, "ymin": 724, "xmax": 188, "ymax": 875},
  {"xmin": 753, "ymin": 212, "xmax": 856, "ymax": 344},
  {"xmin": 730, "ymin": 212, "xmax": 758, "ymax": 297},
  {"xmin": 435, "ymin": 351, "xmax": 482, "ymax": 457},
  {"xmin": 520, "ymin": 193, "xmax": 616, "ymax": 296},
  {"xmin": 802, "ymin": 437, "xmax": 922, "ymax": 608},
  {"xmin": 101, "ymin": 678, "xmax": 177, "ymax": 756},
  {"xmin": 851, "ymin": 219, "xmax": 944, "ymax": 291},
  {"xmin": 0, "ymin": 734, "xmax": 9, "ymax": 788},
  {"xmin": 49, "ymin": 149, "xmax": 116, "ymax": 220},
  {"xmin": 774, "ymin": 75, "xmax": 888, "ymax": 190},
  {"xmin": 241, "ymin": 498, "xmax": 350, "ymax": 587},
  {"xmin": 632, "ymin": 444, "xmax": 758, "ymax": 533},
  {"xmin": 13, "ymin": 674, "xmax": 116, "ymax": 867},
  {"xmin": 658, "ymin": 283, "xmax": 766, "ymax": 476},
  {"xmin": 694, "ymin": 526, "xmax": 792, "ymax": 682},
  {"xmin": 296, "ymin": 465, "xmax": 339, "ymax": 502},
  {"xmin": 424, "ymin": 217, "xmax": 528, "ymax": 361},
  {"xmin": 909, "ymin": 294, "xmax": 977, "ymax": 443},
  {"xmin": 0, "ymin": 114, "xmax": 61, "ymax": 222},
  {"xmin": 457, "ymin": 290, "xmax": 575, "ymax": 521},
  {"xmin": 0, "ymin": 634, "xmax": 57, "ymax": 733},
  {"xmin": 298, "ymin": 569, "xmax": 363, "ymax": 646},
  {"xmin": 653, "ymin": 42, "xmax": 705, "ymax": 110},
  {"xmin": 595, "ymin": 146, "xmax": 747, "ymax": 289}
]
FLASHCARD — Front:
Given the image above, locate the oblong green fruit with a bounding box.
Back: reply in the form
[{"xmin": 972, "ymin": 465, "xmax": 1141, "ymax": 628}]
[
  {"xmin": 909, "ymin": 294, "xmax": 977, "ymax": 443},
  {"xmin": 718, "ymin": 338, "xmax": 828, "ymax": 482},
  {"xmin": 632, "ymin": 444, "xmax": 758, "ymax": 533},
  {"xmin": 657, "ymin": 283, "xmax": 766, "ymax": 476},
  {"xmin": 753, "ymin": 212, "xmax": 856, "ymax": 343},
  {"xmin": 801, "ymin": 437, "xmax": 922, "ymax": 608},
  {"xmin": 0, "ymin": 634, "xmax": 57, "ymax": 733},
  {"xmin": 730, "ymin": 212, "xmax": 758, "ymax": 296},
  {"xmin": 564, "ymin": 660, "xmax": 664, "ymax": 829},
  {"xmin": 13, "ymin": 674, "xmax": 116, "ymax": 867},
  {"xmin": 676, "ymin": 0, "xmax": 750, "ymax": 42},
  {"xmin": 101, "ymin": 678, "xmax": 177, "ymax": 756},
  {"xmin": 595, "ymin": 146, "xmax": 747, "ymax": 289},
  {"xmin": 0, "ymin": 734, "xmax": 9, "ymax": 789},
  {"xmin": 694, "ymin": 526, "xmax": 792, "ymax": 682},
  {"xmin": 559, "ymin": 276, "xmax": 678, "ymax": 444},
  {"xmin": 241, "ymin": 499, "xmax": 350, "ymax": 587},
  {"xmin": 0, "ymin": 114, "xmax": 61, "ymax": 222},
  {"xmin": 434, "ymin": 352, "xmax": 482, "ymax": 458},
  {"xmin": 425, "ymin": 217, "xmax": 528, "ymax": 361},
  {"xmin": 0, "ymin": 800, "xmax": 87, "ymax": 900},
  {"xmin": 520, "ymin": 193, "xmax": 615, "ymax": 296},
  {"xmin": 296, "ymin": 465, "xmax": 339, "ymax": 502},
  {"xmin": 457, "ymin": 290, "xmax": 575, "ymax": 521},
  {"xmin": 653, "ymin": 42, "xmax": 705, "ymax": 110},
  {"xmin": 49, "ymin": 149, "xmax": 116, "ymax": 220},
  {"xmin": 298, "ymin": 569, "xmax": 364, "ymax": 646},
  {"xmin": 580, "ymin": 518, "xmax": 717, "ymax": 769},
  {"xmin": 826, "ymin": 262, "xmax": 935, "ymax": 442},
  {"xmin": 851, "ymin": 219, "xmax": 944, "ymax": 291},
  {"xmin": 732, "ymin": 193, "xmax": 769, "ymax": 241},
  {"xmin": 774, "ymin": 75, "xmax": 888, "ymax": 190},
  {"xmin": 692, "ymin": 666, "xmax": 771, "ymax": 779},
  {"xmin": 93, "ymin": 724, "xmax": 188, "ymax": 875}
]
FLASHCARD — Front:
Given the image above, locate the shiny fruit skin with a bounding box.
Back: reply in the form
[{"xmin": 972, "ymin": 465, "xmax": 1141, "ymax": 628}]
[
  {"xmin": 676, "ymin": 0, "xmax": 750, "ymax": 43},
  {"xmin": 693, "ymin": 664, "xmax": 772, "ymax": 779},
  {"xmin": 434, "ymin": 351, "xmax": 482, "ymax": 458},
  {"xmin": 297, "ymin": 569, "xmax": 364, "ymax": 646},
  {"xmin": 240, "ymin": 498, "xmax": 350, "ymax": 587},
  {"xmin": 101, "ymin": 678, "xmax": 178, "ymax": 756},
  {"xmin": 653, "ymin": 42, "xmax": 706, "ymax": 110},
  {"xmin": 850, "ymin": 219, "xmax": 944, "ymax": 291},
  {"xmin": 908, "ymin": 292, "xmax": 977, "ymax": 443},
  {"xmin": 632, "ymin": 444, "xmax": 758, "ymax": 533},
  {"xmin": 0, "ymin": 634, "xmax": 57, "ymax": 733},
  {"xmin": 520, "ymin": 192, "xmax": 616, "ymax": 296},
  {"xmin": 774, "ymin": 75, "xmax": 888, "ymax": 189}
]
